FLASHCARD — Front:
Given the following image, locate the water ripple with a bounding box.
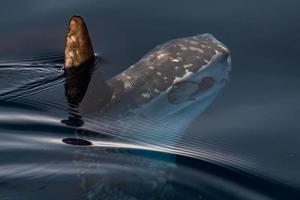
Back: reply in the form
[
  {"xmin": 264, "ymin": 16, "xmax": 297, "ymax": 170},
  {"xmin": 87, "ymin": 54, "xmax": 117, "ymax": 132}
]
[{"xmin": 0, "ymin": 56, "xmax": 299, "ymax": 199}]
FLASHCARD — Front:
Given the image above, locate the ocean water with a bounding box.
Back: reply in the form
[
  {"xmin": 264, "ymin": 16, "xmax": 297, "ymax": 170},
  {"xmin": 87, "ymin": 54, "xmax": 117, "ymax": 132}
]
[{"xmin": 0, "ymin": 0, "xmax": 300, "ymax": 199}]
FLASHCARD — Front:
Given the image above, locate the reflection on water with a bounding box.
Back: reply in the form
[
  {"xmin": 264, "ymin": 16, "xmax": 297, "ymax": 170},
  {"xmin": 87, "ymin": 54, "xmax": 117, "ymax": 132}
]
[
  {"xmin": 1, "ymin": 0, "xmax": 300, "ymax": 199},
  {"xmin": 0, "ymin": 57, "xmax": 299, "ymax": 200},
  {"xmin": 62, "ymin": 137, "xmax": 92, "ymax": 146}
]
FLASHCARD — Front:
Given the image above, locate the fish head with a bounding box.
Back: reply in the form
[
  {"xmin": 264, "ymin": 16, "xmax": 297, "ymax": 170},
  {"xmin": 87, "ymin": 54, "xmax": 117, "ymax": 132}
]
[
  {"xmin": 166, "ymin": 34, "xmax": 231, "ymax": 106},
  {"xmin": 115, "ymin": 34, "xmax": 231, "ymax": 119}
]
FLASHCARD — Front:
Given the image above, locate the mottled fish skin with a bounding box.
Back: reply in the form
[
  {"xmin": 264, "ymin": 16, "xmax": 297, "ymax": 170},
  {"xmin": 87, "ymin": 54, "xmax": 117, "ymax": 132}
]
[{"xmin": 106, "ymin": 34, "xmax": 231, "ymax": 118}]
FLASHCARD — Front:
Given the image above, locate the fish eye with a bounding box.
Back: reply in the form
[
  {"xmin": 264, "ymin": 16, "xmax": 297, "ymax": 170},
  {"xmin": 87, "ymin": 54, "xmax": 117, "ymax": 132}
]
[{"xmin": 198, "ymin": 76, "xmax": 215, "ymax": 91}]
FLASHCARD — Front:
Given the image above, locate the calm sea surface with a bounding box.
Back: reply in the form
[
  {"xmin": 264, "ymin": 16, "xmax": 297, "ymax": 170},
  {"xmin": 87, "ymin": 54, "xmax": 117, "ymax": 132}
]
[{"xmin": 0, "ymin": 0, "xmax": 300, "ymax": 199}]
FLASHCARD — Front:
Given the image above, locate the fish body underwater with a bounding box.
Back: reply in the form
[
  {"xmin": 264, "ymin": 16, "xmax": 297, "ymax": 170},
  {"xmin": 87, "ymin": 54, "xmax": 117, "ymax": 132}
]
[{"xmin": 63, "ymin": 16, "xmax": 231, "ymax": 145}]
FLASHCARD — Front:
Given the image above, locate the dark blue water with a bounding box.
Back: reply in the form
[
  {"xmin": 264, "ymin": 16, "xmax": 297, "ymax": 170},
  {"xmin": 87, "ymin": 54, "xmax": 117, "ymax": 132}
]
[{"xmin": 1, "ymin": 0, "xmax": 300, "ymax": 199}]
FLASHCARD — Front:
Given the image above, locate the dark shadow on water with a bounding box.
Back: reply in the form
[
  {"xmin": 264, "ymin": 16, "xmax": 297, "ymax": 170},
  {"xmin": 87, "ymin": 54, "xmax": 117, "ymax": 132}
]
[
  {"xmin": 61, "ymin": 116, "xmax": 84, "ymax": 127},
  {"xmin": 62, "ymin": 137, "xmax": 92, "ymax": 146},
  {"xmin": 60, "ymin": 57, "xmax": 96, "ymax": 127}
]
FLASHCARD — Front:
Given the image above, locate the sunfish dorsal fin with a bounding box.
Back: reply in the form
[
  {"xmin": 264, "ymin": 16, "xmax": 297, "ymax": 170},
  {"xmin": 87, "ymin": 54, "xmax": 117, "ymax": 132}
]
[
  {"xmin": 64, "ymin": 15, "xmax": 94, "ymax": 69},
  {"xmin": 63, "ymin": 16, "xmax": 114, "ymax": 115}
]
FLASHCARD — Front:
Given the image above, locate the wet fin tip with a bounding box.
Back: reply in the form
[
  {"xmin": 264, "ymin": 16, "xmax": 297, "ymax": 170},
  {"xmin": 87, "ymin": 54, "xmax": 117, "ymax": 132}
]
[{"xmin": 64, "ymin": 15, "xmax": 94, "ymax": 69}]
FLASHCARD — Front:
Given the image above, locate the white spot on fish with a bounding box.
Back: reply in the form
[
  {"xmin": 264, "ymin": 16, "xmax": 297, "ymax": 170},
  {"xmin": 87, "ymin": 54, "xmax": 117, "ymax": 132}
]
[
  {"xmin": 123, "ymin": 81, "xmax": 132, "ymax": 89},
  {"xmin": 189, "ymin": 40, "xmax": 199, "ymax": 45},
  {"xmin": 121, "ymin": 73, "xmax": 132, "ymax": 79},
  {"xmin": 148, "ymin": 66, "xmax": 154, "ymax": 70},
  {"xmin": 189, "ymin": 47, "xmax": 204, "ymax": 53},
  {"xmin": 164, "ymin": 77, "xmax": 168, "ymax": 80},
  {"xmin": 156, "ymin": 71, "xmax": 162, "ymax": 76},
  {"xmin": 181, "ymin": 47, "xmax": 188, "ymax": 51},
  {"xmin": 172, "ymin": 59, "xmax": 180, "ymax": 62},
  {"xmin": 174, "ymin": 76, "xmax": 180, "ymax": 83},
  {"xmin": 141, "ymin": 93, "xmax": 151, "ymax": 98},
  {"xmin": 154, "ymin": 89, "xmax": 160, "ymax": 93},
  {"xmin": 173, "ymin": 72, "xmax": 194, "ymax": 83},
  {"xmin": 183, "ymin": 64, "xmax": 193, "ymax": 68},
  {"xmin": 174, "ymin": 66, "xmax": 179, "ymax": 70},
  {"xmin": 217, "ymin": 43, "xmax": 227, "ymax": 50},
  {"xmin": 214, "ymin": 50, "xmax": 220, "ymax": 55},
  {"xmin": 111, "ymin": 92, "xmax": 117, "ymax": 100},
  {"xmin": 178, "ymin": 44, "xmax": 188, "ymax": 50},
  {"xmin": 157, "ymin": 53, "xmax": 167, "ymax": 59},
  {"xmin": 204, "ymin": 59, "xmax": 210, "ymax": 64}
]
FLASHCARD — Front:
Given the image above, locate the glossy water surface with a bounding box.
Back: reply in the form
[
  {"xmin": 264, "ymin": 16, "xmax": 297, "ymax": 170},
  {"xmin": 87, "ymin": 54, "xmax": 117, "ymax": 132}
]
[{"xmin": 0, "ymin": 0, "xmax": 300, "ymax": 199}]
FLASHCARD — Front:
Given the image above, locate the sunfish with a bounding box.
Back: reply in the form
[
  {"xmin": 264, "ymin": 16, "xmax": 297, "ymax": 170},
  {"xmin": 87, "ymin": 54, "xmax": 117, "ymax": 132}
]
[
  {"xmin": 63, "ymin": 16, "xmax": 231, "ymax": 144},
  {"xmin": 61, "ymin": 15, "xmax": 232, "ymax": 198}
]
